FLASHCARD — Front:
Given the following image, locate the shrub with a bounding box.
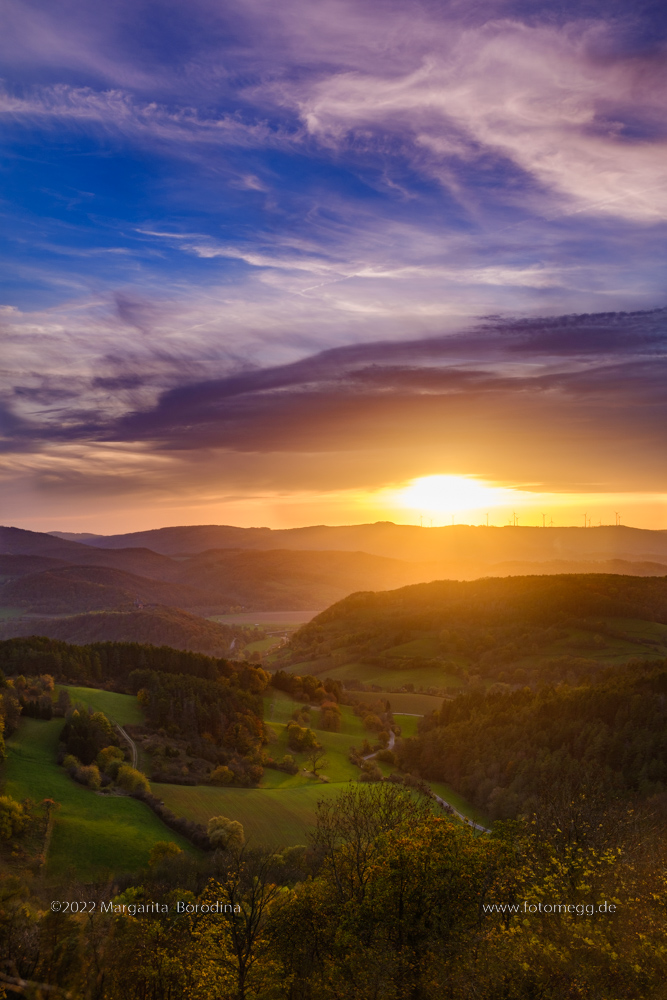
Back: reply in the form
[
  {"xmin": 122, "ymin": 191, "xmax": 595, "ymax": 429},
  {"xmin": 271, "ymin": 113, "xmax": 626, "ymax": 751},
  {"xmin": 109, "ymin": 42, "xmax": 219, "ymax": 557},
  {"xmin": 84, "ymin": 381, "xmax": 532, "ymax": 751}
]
[
  {"xmin": 209, "ymin": 765, "xmax": 235, "ymax": 786},
  {"xmin": 62, "ymin": 753, "xmax": 79, "ymax": 772},
  {"xmin": 77, "ymin": 764, "xmax": 102, "ymax": 790},
  {"xmin": 0, "ymin": 795, "xmax": 29, "ymax": 840},
  {"xmin": 359, "ymin": 760, "xmax": 382, "ymax": 783},
  {"xmin": 116, "ymin": 765, "xmax": 150, "ymax": 795},
  {"xmin": 97, "ymin": 746, "xmax": 125, "ymax": 779},
  {"xmin": 207, "ymin": 816, "xmax": 245, "ymax": 851},
  {"xmin": 279, "ymin": 754, "xmax": 299, "ymax": 775},
  {"xmin": 148, "ymin": 841, "xmax": 183, "ymax": 867},
  {"xmin": 286, "ymin": 721, "xmax": 318, "ymax": 752}
]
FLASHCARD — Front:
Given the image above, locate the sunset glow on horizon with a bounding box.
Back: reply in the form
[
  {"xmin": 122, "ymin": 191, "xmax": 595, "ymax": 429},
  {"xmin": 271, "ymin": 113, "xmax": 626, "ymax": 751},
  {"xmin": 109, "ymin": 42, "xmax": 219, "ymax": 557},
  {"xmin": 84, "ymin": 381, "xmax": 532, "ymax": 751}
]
[{"xmin": 0, "ymin": 0, "xmax": 665, "ymax": 534}]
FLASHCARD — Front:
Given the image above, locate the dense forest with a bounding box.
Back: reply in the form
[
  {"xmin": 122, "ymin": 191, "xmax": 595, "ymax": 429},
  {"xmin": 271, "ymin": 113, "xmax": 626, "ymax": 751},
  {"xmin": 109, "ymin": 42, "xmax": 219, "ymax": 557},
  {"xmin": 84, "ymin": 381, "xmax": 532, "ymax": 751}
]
[
  {"xmin": 0, "ymin": 635, "xmax": 254, "ymax": 686},
  {"xmin": 399, "ymin": 659, "xmax": 667, "ymax": 819},
  {"xmin": 0, "ymin": 637, "xmax": 271, "ymax": 786},
  {"xmin": 1, "ymin": 782, "xmax": 665, "ymax": 999}
]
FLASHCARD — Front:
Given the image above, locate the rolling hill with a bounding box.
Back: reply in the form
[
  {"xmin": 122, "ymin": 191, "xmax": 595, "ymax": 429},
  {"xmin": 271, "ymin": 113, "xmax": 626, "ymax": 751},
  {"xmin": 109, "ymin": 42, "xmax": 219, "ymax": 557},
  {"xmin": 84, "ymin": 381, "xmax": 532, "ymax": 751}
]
[
  {"xmin": 0, "ymin": 526, "xmax": 179, "ymax": 579},
  {"xmin": 167, "ymin": 547, "xmax": 449, "ymax": 610},
  {"xmin": 0, "ymin": 564, "xmax": 212, "ymax": 614},
  {"xmin": 278, "ymin": 574, "xmax": 667, "ymax": 691},
  {"xmin": 0, "ymin": 605, "xmax": 240, "ymax": 657}
]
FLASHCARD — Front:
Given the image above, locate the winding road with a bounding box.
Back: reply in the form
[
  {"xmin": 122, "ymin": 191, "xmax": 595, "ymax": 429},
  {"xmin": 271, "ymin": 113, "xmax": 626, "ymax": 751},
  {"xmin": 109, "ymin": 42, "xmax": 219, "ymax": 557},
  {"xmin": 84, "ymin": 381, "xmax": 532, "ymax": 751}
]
[
  {"xmin": 431, "ymin": 793, "xmax": 490, "ymax": 833},
  {"xmin": 364, "ymin": 729, "xmax": 489, "ymax": 832},
  {"xmin": 115, "ymin": 722, "xmax": 138, "ymax": 769}
]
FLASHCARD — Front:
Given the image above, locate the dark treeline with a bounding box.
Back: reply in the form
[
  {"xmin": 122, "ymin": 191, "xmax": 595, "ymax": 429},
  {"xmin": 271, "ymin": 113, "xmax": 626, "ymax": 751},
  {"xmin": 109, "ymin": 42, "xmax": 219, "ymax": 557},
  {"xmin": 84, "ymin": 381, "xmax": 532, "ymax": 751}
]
[
  {"xmin": 270, "ymin": 669, "xmax": 342, "ymax": 703},
  {"xmin": 399, "ymin": 659, "xmax": 667, "ymax": 819},
  {"xmin": 131, "ymin": 669, "xmax": 265, "ymax": 753},
  {"xmin": 0, "ymin": 635, "xmax": 256, "ymax": 688},
  {"xmin": 2, "ymin": 783, "xmax": 666, "ymax": 999}
]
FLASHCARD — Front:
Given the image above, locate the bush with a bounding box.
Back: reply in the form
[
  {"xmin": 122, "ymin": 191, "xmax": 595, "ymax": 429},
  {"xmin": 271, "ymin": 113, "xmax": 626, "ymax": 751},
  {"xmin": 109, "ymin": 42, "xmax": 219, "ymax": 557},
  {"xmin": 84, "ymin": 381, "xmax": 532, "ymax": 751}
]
[
  {"xmin": 286, "ymin": 721, "xmax": 318, "ymax": 752},
  {"xmin": 148, "ymin": 841, "xmax": 183, "ymax": 867},
  {"xmin": 0, "ymin": 795, "xmax": 29, "ymax": 840},
  {"xmin": 209, "ymin": 765, "xmax": 235, "ymax": 786},
  {"xmin": 77, "ymin": 764, "xmax": 102, "ymax": 790},
  {"xmin": 279, "ymin": 754, "xmax": 299, "ymax": 775},
  {"xmin": 62, "ymin": 753, "xmax": 79, "ymax": 773},
  {"xmin": 359, "ymin": 760, "xmax": 382, "ymax": 783},
  {"xmin": 116, "ymin": 765, "xmax": 150, "ymax": 795},
  {"xmin": 97, "ymin": 745, "xmax": 125, "ymax": 779},
  {"xmin": 136, "ymin": 791, "xmax": 211, "ymax": 850},
  {"xmin": 207, "ymin": 816, "xmax": 245, "ymax": 850}
]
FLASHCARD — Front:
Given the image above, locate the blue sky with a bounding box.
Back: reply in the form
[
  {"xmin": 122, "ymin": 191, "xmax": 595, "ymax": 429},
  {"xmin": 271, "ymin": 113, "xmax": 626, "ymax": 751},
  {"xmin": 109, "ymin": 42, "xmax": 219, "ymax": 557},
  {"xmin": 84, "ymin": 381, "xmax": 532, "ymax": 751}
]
[{"xmin": 1, "ymin": 0, "xmax": 667, "ymax": 530}]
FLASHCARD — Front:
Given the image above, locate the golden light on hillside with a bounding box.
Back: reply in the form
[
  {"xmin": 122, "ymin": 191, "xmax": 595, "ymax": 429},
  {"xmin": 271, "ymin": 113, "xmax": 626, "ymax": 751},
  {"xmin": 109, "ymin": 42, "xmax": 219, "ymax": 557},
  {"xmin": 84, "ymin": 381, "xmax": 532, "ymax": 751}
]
[{"xmin": 395, "ymin": 475, "xmax": 519, "ymax": 515}]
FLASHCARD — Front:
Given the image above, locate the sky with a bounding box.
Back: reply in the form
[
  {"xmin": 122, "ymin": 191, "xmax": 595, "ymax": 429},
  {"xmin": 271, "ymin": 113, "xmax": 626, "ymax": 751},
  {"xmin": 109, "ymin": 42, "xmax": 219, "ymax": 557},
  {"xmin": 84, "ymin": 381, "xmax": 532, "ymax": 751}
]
[{"xmin": 1, "ymin": 0, "xmax": 667, "ymax": 533}]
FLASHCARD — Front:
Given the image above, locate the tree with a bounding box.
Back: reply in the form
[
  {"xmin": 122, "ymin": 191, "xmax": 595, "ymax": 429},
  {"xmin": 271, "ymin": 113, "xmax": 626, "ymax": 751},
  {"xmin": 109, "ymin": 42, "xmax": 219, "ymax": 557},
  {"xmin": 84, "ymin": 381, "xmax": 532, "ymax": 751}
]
[
  {"xmin": 319, "ymin": 701, "xmax": 341, "ymax": 732},
  {"xmin": 116, "ymin": 765, "xmax": 150, "ymax": 795},
  {"xmin": 97, "ymin": 745, "xmax": 125, "ymax": 778},
  {"xmin": 312, "ymin": 783, "xmax": 432, "ymax": 904},
  {"xmin": 210, "ymin": 765, "xmax": 235, "ymax": 785},
  {"xmin": 0, "ymin": 795, "xmax": 29, "ymax": 840},
  {"xmin": 207, "ymin": 816, "xmax": 245, "ymax": 851},
  {"xmin": 148, "ymin": 841, "xmax": 183, "ymax": 867},
  {"xmin": 201, "ymin": 850, "xmax": 281, "ymax": 1000},
  {"xmin": 305, "ymin": 746, "xmax": 328, "ymax": 776}
]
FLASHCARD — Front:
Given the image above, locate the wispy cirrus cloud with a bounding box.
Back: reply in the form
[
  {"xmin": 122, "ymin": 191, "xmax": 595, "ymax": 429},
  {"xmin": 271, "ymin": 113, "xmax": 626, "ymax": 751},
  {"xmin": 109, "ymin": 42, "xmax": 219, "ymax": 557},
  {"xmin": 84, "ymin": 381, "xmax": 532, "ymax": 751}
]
[
  {"xmin": 262, "ymin": 16, "xmax": 667, "ymax": 222},
  {"xmin": 0, "ymin": 83, "xmax": 295, "ymax": 150}
]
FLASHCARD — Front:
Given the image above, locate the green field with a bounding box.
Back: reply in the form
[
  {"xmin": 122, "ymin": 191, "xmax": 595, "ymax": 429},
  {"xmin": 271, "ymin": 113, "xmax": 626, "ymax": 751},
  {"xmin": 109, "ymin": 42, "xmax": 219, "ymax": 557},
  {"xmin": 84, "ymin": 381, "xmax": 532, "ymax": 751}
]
[
  {"xmin": 63, "ymin": 686, "xmax": 144, "ymax": 726},
  {"xmin": 244, "ymin": 637, "xmax": 283, "ymax": 654},
  {"xmin": 353, "ymin": 690, "xmax": 444, "ymax": 716},
  {"xmin": 393, "ymin": 714, "xmax": 420, "ymax": 738},
  {"xmin": 317, "ymin": 659, "xmax": 464, "ymax": 690},
  {"xmin": 4, "ymin": 718, "xmax": 193, "ymax": 881},
  {"xmin": 157, "ymin": 782, "xmax": 351, "ymax": 848},
  {"xmin": 264, "ymin": 690, "xmax": 367, "ymax": 738},
  {"xmin": 156, "ymin": 691, "xmax": 395, "ymax": 846},
  {"xmin": 0, "ymin": 606, "xmax": 23, "ymax": 620}
]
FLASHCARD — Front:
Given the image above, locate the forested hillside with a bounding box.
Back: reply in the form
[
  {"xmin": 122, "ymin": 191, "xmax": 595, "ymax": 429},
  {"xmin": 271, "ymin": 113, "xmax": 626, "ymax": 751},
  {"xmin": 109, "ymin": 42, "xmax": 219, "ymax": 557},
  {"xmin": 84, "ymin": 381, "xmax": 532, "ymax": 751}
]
[
  {"xmin": 0, "ymin": 606, "xmax": 243, "ymax": 656},
  {"xmin": 0, "ymin": 564, "xmax": 210, "ymax": 614},
  {"xmin": 281, "ymin": 574, "xmax": 667, "ymax": 687},
  {"xmin": 400, "ymin": 660, "xmax": 667, "ymax": 819},
  {"xmin": 0, "ymin": 635, "xmax": 249, "ymax": 686}
]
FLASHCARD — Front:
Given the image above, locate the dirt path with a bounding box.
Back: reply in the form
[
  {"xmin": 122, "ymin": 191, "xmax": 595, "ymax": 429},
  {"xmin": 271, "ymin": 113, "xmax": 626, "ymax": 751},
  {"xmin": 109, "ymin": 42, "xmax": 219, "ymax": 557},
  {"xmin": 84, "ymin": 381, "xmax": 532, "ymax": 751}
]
[{"xmin": 115, "ymin": 722, "xmax": 138, "ymax": 769}]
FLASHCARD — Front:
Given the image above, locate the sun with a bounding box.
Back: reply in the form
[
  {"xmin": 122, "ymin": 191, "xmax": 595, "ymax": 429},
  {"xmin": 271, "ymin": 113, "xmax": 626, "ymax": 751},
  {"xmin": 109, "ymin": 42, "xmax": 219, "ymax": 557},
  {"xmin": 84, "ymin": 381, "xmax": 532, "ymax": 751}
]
[{"xmin": 395, "ymin": 475, "xmax": 518, "ymax": 515}]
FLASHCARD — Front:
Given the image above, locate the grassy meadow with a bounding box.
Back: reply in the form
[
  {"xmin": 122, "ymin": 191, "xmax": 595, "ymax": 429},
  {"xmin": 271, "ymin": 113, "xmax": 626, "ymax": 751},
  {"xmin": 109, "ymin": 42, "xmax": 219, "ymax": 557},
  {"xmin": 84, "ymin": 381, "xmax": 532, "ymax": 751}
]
[
  {"xmin": 304, "ymin": 658, "xmax": 465, "ymax": 690},
  {"xmin": 352, "ymin": 690, "xmax": 444, "ymax": 715},
  {"xmin": 156, "ymin": 783, "xmax": 344, "ymax": 849},
  {"xmin": 2, "ymin": 680, "xmax": 476, "ymax": 874},
  {"xmin": 63, "ymin": 685, "xmax": 144, "ymax": 726},
  {"xmin": 4, "ymin": 717, "xmax": 194, "ymax": 881},
  {"xmin": 155, "ymin": 687, "xmax": 483, "ymax": 844}
]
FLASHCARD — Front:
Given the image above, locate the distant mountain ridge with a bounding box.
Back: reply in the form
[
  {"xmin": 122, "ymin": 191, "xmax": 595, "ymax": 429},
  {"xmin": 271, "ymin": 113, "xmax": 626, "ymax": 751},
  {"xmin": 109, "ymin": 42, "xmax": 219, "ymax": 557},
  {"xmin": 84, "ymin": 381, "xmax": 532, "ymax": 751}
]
[
  {"xmin": 48, "ymin": 521, "xmax": 667, "ymax": 565},
  {"xmin": 2, "ymin": 521, "xmax": 667, "ymax": 650}
]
